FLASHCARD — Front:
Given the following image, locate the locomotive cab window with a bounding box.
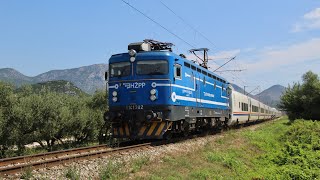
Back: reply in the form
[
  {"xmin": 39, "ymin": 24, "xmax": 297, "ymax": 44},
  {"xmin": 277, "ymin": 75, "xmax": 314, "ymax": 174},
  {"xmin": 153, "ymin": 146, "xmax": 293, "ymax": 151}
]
[
  {"xmin": 109, "ymin": 62, "xmax": 131, "ymax": 77},
  {"xmin": 174, "ymin": 64, "xmax": 182, "ymax": 79},
  {"xmin": 137, "ymin": 60, "xmax": 168, "ymax": 75}
]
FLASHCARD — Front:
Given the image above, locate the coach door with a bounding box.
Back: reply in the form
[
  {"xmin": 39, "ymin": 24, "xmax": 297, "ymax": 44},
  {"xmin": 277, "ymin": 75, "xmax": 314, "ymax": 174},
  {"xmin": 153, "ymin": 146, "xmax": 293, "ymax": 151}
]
[{"xmin": 248, "ymin": 98, "xmax": 251, "ymax": 121}]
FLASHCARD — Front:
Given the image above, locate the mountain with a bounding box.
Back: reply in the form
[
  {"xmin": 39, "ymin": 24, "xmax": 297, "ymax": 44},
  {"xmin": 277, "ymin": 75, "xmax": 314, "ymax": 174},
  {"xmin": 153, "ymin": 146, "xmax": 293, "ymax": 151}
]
[
  {"xmin": 0, "ymin": 64, "xmax": 108, "ymax": 94},
  {"xmin": 231, "ymin": 83, "xmax": 255, "ymax": 99},
  {"xmin": 231, "ymin": 83, "xmax": 285, "ymax": 108},
  {"xmin": 255, "ymin": 85, "xmax": 286, "ymax": 107},
  {"xmin": 16, "ymin": 80, "xmax": 87, "ymax": 96},
  {"xmin": 0, "ymin": 68, "xmax": 34, "ymax": 86}
]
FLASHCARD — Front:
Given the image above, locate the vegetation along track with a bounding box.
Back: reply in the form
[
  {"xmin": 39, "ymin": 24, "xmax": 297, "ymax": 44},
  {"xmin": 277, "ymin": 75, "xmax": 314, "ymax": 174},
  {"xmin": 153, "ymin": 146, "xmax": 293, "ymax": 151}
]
[
  {"xmin": 0, "ymin": 143, "xmax": 152, "ymax": 176},
  {"xmin": 0, "ymin": 119, "xmax": 276, "ymax": 176}
]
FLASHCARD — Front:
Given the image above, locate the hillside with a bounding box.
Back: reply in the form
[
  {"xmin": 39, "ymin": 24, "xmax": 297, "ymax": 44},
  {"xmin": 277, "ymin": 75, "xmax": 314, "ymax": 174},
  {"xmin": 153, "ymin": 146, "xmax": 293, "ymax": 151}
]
[
  {"xmin": 0, "ymin": 68, "xmax": 34, "ymax": 86},
  {"xmin": 231, "ymin": 84, "xmax": 285, "ymax": 108},
  {"xmin": 255, "ymin": 85, "xmax": 285, "ymax": 107},
  {"xmin": 15, "ymin": 80, "xmax": 87, "ymax": 96},
  {"xmin": 0, "ymin": 64, "xmax": 107, "ymax": 94}
]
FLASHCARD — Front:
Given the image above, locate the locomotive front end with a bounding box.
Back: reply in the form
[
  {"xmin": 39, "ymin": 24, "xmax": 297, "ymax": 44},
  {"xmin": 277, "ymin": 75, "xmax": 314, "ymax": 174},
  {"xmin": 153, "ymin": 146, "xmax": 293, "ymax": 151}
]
[{"xmin": 107, "ymin": 41, "xmax": 174, "ymax": 140}]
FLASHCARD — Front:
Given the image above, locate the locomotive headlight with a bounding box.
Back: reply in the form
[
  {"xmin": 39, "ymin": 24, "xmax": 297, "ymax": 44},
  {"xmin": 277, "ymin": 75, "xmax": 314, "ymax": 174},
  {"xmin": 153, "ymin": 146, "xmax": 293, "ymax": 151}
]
[
  {"xmin": 128, "ymin": 49, "xmax": 137, "ymax": 57},
  {"xmin": 130, "ymin": 57, "xmax": 136, "ymax": 63},
  {"xmin": 150, "ymin": 89, "xmax": 157, "ymax": 95},
  {"xmin": 112, "ymin": 91, "xmax": 118, "ymax": 97},
  {"xmin": 104, "ymin": 112, "xmax": 110, "ymax": 121},
  {"xmin": 150, "ymin": 95, "xmax": 157, "ymax": 101},
  {"xmin": 146, "ymin": 114, "xmax": 152, "ymax": 120},
  {"xmin": 112, "ymin": 97, "xmax": 118, "ymax": 102}
]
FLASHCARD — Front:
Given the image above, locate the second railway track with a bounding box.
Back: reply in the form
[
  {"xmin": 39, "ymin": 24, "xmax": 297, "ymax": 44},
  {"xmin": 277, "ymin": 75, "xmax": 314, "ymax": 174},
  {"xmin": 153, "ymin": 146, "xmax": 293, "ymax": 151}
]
[{"xmin": 0, "ymin": 143, "xmax": 152, "ymax": 176}]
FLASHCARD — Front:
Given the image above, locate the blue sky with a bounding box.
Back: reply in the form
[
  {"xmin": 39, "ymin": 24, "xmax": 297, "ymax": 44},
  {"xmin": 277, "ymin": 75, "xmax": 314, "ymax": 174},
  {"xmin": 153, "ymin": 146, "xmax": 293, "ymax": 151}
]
[{"xmin": 0, "ymin": 0, "xmax": 319, "ymax": 92}]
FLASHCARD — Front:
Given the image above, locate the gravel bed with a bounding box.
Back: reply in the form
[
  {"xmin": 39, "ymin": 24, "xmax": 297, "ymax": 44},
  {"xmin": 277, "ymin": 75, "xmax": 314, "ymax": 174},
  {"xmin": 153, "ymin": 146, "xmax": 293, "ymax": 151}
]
[{"xmin": 3, "ymin": 121, "xmax": 272, "ymax": 179}]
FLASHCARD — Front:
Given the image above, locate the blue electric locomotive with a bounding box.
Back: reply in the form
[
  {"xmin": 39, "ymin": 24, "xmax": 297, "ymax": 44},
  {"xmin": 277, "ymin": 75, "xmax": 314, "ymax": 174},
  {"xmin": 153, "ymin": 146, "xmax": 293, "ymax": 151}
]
[{"xmin": 106, "ymin": 39, "xmax": 230, "ymax": 140}]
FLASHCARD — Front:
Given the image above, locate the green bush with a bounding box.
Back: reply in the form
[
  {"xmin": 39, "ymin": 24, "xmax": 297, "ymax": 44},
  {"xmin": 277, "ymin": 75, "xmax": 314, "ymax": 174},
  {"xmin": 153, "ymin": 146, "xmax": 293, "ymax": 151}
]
[{"xmin": 260, "ymin": 120, "xmax": 320, "ymax": 179}]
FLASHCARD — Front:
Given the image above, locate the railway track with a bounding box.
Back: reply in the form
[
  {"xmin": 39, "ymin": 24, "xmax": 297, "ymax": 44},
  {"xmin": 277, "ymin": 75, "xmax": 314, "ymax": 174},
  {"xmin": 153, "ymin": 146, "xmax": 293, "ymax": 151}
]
[
  {"xmin": 0, "ymin": 119, "xmax": 277, "ymax": 177},
  {"xmin": 0, "ymin": 143, "xmax": 152, "ymax": 176}
]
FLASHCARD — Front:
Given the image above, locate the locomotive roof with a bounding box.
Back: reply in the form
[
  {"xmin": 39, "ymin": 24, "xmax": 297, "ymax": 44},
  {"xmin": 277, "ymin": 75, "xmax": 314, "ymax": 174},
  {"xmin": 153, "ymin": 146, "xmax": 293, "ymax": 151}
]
[{"xmin": 110, "ymin": 51, "xmax": 227, "ymax": 83}]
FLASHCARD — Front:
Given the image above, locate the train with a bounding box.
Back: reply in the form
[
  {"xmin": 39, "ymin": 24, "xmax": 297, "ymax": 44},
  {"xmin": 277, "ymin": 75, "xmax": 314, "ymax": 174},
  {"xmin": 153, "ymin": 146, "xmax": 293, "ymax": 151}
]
[{"xmin": 105, "ymin": 39, "xmax": 281, "ymax": 140}]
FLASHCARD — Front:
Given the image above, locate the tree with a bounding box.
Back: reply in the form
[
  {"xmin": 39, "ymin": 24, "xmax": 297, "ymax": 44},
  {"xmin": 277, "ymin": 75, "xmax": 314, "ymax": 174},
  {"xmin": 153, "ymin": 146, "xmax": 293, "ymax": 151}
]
[
  {"xmin": 89, "ymin": 90, "xmax": 109, "ymax": 144},
  {"xmin": 279, "ymin": 71, "xmax": 320, "ymax": 121},
  {"xmin": 0, "ymin": 81, "xmax": 17, "ymax": 156}
]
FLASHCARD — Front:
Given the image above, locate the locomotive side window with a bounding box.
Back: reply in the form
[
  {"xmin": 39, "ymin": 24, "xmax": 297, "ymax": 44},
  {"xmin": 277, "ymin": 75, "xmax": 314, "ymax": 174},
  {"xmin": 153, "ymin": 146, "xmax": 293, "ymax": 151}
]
[
  {"xmin": 136, "ymin": 60, "xmax": 168, "ymax": 75},
  {"xmin": 212, "ymin": 75, "xmax": 217, "ymax": 80},
  {"xmin": 202, "ymin": 71, "xmax": 207, "ymax": 76},
  {"xmin": 109, "ymin": 62, "xmax": 131, "ymax": 77},
  {"xmin": 191, "ymin": 65, "xmax": 196, "ymax": 70},
  {"xmin": 184, "ymin": 62, "xmax": 191, "ymax": 68},
  {"xmin": 174, "ymin": 64, "xmax": 182, "ymax": 79}
]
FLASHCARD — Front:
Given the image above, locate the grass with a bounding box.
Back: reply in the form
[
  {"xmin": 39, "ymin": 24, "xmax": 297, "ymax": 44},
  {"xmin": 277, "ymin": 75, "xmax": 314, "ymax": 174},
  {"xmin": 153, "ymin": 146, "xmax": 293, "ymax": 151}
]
[
  {"xmin": 129, "ymin": 117, "xmax": 320, "ymax": 179},
  {"xmin": 99, "ymin": 161, "xmax": 127, "ymax": 180},
  {"xmin": 20, "ymin": 166, "xmax": 33, "ymax": 180},
  {"xmin": 131, "ymin": 156, "xmax": 150, "ymax": 173},
  {"xmin": 65, "ymin": 166, "xmax": 80, "ymax": 180}
]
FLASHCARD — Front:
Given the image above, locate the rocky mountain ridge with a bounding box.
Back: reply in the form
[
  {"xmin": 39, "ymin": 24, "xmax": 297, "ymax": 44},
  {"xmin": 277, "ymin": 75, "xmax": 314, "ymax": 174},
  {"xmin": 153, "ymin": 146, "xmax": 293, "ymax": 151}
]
[{"xmin": 0, "ymin": 64, "xmax": 107, "ymax": 94}]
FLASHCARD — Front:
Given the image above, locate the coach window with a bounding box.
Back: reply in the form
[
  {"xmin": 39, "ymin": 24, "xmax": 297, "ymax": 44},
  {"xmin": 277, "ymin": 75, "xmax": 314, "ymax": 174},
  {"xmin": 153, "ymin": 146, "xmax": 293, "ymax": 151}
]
[{"xmin": 174, "ymin": 64, "xmax": 182, "ymax": 79}]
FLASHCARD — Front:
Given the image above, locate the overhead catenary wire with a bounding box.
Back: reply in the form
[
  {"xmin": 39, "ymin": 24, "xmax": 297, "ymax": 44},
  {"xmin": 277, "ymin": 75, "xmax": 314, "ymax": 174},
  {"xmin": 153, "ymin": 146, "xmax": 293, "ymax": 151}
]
[
  {"xmin": 160, "ymin": 1, "xmax": 216, "ymax": 48},
  {"xmin": 120, "ymin": 0, "xmax": 196, "ymax": 49},
  {"xmin": 121, "ymin": 0, "xmax": 248, "ymax": 87},
  {"xmin": 159, "ymin": 1, "xmax": 247, "ymax": 83}
]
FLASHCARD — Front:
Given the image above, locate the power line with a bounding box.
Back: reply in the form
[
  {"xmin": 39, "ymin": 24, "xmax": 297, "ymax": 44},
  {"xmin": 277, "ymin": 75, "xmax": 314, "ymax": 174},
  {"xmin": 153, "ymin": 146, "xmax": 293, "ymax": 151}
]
[
  {"xmin": 159, "ymin": 1, "xmax": 246, "ymax": 83},
  {"xmin": 213, "ymin": 56, "xmax": 236, "ymax": 72},
  {"xmin": 160, "ymin": 1, "xmax": 216, "ymax": 48},
  {"xmin": 120, "ymin": 0, "xmax": 196, "ymax": 49},
  {"xmin": 121, "ymin": 0, "xmax": 248, "ymax": 86}
]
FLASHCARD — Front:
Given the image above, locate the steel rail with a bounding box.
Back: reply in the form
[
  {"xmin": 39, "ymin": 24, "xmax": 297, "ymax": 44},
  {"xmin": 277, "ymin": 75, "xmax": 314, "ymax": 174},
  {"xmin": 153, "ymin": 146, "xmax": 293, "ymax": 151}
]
[{"xmin": 0, "ymin": 143, "xmax": 151, "ymax": 176}]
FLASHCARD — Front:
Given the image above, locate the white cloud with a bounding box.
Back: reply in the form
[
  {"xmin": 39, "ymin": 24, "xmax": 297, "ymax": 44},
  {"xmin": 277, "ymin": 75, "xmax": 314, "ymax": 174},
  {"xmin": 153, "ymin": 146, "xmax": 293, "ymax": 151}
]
[
  {"xmin": 233, "ymin": 38, "xmax": 320, "ymax": 90},
  {"xmin": 246, "ymin": 38, "xmax": 320, "ymax": 71},
  {"xmin": 292, "ymin": 7, "xmax": 320, "ymax": 32},
  {"xmin": 183, "ymin": 38, "xmax": 320, "ymax": 90},
  {"xmin": 304, "ymin": 8, "xmax": 320, "ymax": 19}
]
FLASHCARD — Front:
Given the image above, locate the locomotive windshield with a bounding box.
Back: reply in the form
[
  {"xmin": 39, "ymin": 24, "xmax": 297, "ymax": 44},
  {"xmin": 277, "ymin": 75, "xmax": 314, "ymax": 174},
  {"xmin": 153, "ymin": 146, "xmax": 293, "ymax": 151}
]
[
  {"xmin": 136, "ymin": 60, "xmax": 168, "ymax": 75},
  {"xmin": 109, "ymin": 62, "xmax": 131, "ymax": 77}
]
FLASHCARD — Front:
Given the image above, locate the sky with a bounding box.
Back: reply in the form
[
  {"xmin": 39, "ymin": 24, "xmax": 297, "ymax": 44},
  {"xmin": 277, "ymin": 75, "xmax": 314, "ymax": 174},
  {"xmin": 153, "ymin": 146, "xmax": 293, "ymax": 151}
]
[{"xmin": 0, "ymin": 0, "xmax": 320, "ymax": 92}]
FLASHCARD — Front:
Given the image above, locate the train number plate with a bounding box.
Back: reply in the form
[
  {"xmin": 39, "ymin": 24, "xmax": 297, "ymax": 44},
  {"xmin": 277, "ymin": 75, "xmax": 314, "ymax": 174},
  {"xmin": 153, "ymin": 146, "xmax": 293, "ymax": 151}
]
[{"xmin": 126, "ymin": 105, "xmax": 144, "ymax": 110}]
